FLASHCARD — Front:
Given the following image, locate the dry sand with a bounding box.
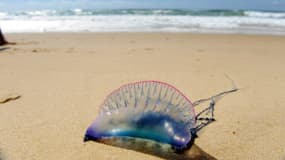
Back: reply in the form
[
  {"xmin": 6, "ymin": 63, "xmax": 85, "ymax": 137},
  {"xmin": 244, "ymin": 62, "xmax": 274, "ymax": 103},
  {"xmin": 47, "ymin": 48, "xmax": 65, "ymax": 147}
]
[{"xmin": 0, "ymin": 33, "xmax": 285, "ymax": 159}]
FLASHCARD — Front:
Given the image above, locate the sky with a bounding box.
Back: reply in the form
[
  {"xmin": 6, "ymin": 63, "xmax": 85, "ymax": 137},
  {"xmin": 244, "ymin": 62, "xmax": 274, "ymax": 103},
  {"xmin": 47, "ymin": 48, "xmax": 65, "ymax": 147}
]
[{"xmin": 0, "ymin": 0, "xmax": 285, "ymax": 11}]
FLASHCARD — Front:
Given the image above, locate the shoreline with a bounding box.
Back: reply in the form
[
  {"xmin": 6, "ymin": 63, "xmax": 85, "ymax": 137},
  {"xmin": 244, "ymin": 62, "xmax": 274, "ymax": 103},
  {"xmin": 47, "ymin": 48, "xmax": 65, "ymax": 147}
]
[{"xmin": 5, "ymin": 31, "xmax": 285, "ymax": 37}]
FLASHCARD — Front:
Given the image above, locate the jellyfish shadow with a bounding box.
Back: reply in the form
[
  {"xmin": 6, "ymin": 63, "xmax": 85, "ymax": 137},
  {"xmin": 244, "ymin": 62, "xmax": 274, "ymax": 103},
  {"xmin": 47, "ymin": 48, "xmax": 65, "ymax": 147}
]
[
  {"xmin": 115, "ymin": 143, "xmax": 216, "ymax": 160},
  {"xmin": 86, "ymin": 137, "xmax": 216, "ymax": 160}
]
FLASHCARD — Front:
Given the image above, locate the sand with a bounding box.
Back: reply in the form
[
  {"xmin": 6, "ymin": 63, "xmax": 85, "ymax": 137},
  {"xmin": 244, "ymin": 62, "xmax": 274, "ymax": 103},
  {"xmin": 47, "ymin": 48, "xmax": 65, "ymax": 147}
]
[{"xmin": 0, "ymin": 33, "xmax": 285, "ymax": 160}]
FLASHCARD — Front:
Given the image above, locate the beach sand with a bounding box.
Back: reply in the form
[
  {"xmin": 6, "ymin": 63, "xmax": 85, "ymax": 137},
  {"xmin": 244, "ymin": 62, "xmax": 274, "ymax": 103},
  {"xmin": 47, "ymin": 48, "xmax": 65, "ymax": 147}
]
[{"xmin": 0, "ymin": 33, "xmax": 284, "ymax": 159}]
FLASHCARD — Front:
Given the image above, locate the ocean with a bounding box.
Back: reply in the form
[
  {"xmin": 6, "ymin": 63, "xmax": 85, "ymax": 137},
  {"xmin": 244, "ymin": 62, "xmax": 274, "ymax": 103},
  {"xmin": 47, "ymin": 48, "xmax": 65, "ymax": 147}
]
[{"xmin": 1, "ymin": 9, "xmax": 285, "ymax": 35}]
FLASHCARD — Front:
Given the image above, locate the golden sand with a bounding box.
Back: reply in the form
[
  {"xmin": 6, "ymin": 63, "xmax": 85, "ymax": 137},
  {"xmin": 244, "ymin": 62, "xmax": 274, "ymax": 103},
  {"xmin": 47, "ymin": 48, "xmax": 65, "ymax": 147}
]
[{"xmin": 0, "ymin": 33, "xmax": 285, "ymax": 159}]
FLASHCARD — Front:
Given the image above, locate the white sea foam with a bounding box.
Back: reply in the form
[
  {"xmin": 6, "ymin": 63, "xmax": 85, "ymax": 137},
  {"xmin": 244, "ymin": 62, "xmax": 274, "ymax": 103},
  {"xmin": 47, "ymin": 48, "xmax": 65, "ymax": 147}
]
[
  {"xmin": 0, "ymin": 12, "xmax": 7, "ymax": 17},
  {"xmin": 244, "ymin": 11, "xmax": 285, "ymax": 19},
  {"xmin": 0, "ymin": 9, "xmax": 285, "ymax": 35}
]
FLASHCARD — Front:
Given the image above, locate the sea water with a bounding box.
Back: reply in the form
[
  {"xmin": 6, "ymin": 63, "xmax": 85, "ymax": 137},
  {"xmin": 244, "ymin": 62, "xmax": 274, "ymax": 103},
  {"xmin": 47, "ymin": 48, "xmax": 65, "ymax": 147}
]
[{"xmin": 1, "ymin": 9, "xmax": 285, "ymax": 35}]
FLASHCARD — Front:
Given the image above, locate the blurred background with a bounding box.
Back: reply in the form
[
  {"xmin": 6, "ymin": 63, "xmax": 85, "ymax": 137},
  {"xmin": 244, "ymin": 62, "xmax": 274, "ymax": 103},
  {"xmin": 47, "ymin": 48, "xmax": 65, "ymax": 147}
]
[{"xmin": 0, "ymin": 0, "xmax": 285, "ymax": 35}]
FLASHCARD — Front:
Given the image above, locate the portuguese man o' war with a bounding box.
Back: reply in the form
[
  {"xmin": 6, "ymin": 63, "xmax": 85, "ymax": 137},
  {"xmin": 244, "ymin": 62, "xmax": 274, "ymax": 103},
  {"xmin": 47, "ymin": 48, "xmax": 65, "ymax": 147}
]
[{"xmin": 84, "ymin": 80, "xmax": 237, "ymax": 152}]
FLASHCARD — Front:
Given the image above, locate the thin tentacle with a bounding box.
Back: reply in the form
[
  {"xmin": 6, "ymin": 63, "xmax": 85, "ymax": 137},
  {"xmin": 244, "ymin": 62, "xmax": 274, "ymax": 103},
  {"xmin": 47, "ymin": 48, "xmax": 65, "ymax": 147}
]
[{"xmin": 193, "ymin": 77, "xmax": 238, "ymax": 133}]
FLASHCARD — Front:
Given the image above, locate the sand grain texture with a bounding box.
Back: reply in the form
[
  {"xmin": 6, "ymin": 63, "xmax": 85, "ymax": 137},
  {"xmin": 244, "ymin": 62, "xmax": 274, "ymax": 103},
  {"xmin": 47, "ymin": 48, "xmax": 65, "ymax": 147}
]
[{"xmin": 0, "ymin": 33, "xmax": 284, "ymax": 160}]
